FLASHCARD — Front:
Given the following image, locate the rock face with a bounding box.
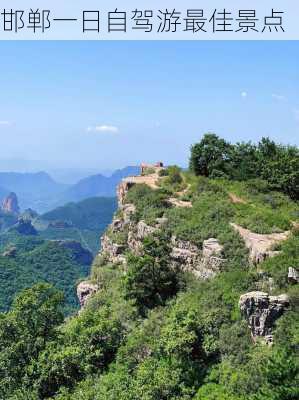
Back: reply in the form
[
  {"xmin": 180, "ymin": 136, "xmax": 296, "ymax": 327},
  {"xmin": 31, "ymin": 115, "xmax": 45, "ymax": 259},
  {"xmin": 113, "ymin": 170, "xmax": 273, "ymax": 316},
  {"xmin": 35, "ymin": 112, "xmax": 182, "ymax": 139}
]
[
  {"xmin": 230, "ymin": 223, "xmax": 289, "ymax": 265},
  {"xmin": 171, "ymin": 237, "xmax": 225, "ymax": 279},
  {"xmin": 14, "ymin": 219, "xmax": 37, "ymax": 235},
  {"xmin": 77, "ymin": 281, "xmax": 99, "ymax": 307},
  {"xmin": 1, "ymin": 192, "xmax": 20, "ymax": 214},
  {"xmin": 288, "ymin": 267, "xmax": 298, "ymax": 284},
  {"xmin": 101, "ymin": 234, "xmax": 126, "ymax": 264},
  {"xmin": 2, "ymin": 246, "xmax": 17, "ymax": 258},
  {"xmin": 117, "ymin": 173, "xmax": 160, "ymax": 207},
  {"xmin": 239, "ymin": 291, "xmax": 289, "ymax": 344}
]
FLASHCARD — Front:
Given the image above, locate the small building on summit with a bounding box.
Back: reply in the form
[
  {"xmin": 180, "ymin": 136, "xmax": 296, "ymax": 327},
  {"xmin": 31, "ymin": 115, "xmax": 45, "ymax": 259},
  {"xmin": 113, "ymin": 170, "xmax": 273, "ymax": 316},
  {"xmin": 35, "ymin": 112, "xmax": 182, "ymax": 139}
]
[{"xmin": 140, "ymin": 162, "xmax": 164, "ymax": 175}]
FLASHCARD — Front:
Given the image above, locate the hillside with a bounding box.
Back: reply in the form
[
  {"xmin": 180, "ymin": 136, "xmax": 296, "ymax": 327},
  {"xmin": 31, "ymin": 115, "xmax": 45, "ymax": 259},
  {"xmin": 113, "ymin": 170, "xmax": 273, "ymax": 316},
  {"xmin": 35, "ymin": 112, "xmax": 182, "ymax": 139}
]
[
  {"xmin": 37, "ymin": 197, "xmax": 117, "ymax": 254},
  {"xmin": 0, "ymin": 136, "xmax": 297, "ymax": 400},
  {"xmin": 0, "ymin": 232, "xmax": 91, "ymax": 314}
]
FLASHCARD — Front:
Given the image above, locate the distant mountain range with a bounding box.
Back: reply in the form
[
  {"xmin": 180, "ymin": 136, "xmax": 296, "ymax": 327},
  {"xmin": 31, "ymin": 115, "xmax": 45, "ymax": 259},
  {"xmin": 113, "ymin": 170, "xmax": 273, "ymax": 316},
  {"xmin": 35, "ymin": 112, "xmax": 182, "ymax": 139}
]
[{"xmin": 0, "ymin": 166, "xmax": 139, "ymax": 212}]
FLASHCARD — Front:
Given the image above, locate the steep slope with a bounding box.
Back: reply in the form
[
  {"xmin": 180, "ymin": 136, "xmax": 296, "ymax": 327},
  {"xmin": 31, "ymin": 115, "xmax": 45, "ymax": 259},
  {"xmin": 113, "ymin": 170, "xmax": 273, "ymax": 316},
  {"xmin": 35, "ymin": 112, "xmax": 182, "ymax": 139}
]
[
  {"xmin": 37, "ymin": 197, "xmax": 117, "ymax": 254},
  {"xmin": 0, "ymin": 151, "xmax": 297, "ymax": 400},
  {"xmin": 0, "ymin": 232, "xmax": 92, "ymax": 314}
]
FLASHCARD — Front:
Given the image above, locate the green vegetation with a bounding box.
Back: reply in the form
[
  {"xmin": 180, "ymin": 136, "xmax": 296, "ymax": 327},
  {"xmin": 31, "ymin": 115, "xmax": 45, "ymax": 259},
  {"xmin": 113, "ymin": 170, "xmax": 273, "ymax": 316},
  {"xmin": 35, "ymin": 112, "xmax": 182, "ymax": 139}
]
[
  {"xmin": 0, "ymin": 232, "xmax": 90, "ymax": 314},
  {"xmin": 124, "ymin": 232, "xmax": 181, "ymax": 315},
  {"xmin": 0, "ymin": 135, "xmax": 298, "ymax": 399},
  {"xmin": 190, "ymin": 134, "xmax": 299, "ymax": 199},
  {"xmin": 39, "ymin": 197, "xmax": 117, "ymax": 254}
]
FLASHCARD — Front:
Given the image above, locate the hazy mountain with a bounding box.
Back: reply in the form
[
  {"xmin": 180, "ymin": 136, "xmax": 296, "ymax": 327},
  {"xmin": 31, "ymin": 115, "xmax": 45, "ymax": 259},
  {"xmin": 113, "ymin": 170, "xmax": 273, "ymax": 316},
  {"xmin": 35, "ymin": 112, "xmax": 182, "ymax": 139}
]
[
  {"xmin": 0, "ymin": 166, "xmax": 139, "ymax": 213},
  {"xmin": 61, "ymin": 166, "xmax": 139, "ymax": 203},
  {"xmin": 37, "ymin": 197, "xmax": 117, "ymax": 254},
  {"xmin": 0, "ymin": 172, "xmax": 68, "ymax": 212}
]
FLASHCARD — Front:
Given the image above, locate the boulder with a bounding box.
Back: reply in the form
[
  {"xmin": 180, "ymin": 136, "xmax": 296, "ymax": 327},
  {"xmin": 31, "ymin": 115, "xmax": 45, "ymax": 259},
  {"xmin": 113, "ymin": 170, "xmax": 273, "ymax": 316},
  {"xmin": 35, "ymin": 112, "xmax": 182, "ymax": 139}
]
[
  {"xmin": 239, "ymin": 291, "xmax": 289, "ymax": 343},
  {"xmin": 288, "ymin": 267, "xmax": 298, "ymax": 284},
  {"xmin": 202, "ymin": 238, "xmax": 223, "ymax": 258},
  {"xmin": 77, "ymin": 281, "xmax": 99, "ymax": 307},
  {"xmin": 136, "ymin": 220, "xmax": 157, "ymax": 240},
  {"xmin": 170, "ymin": 237, "xmax": 224, "ymax": 280}
]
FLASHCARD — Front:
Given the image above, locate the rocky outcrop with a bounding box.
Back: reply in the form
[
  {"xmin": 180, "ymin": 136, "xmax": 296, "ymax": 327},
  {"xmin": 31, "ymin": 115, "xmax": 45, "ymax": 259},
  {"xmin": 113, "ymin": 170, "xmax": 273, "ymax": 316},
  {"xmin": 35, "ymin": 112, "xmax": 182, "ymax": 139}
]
[
  {"xmin": 239, "ymin": 291, "xmax": 289, "ymax": 344},
  {"xmin": 230, "ymin": 223, "xmax": 290, "ymax": 265},
  {"xmin": 14, "ymin": 219, "xmax": 37, "ymax": 235},
  {"xmin": 167, "ymin": 197, "xmax": 192, "ymax": 208},
  {"xmin": 288, "ymin": 267, "xmax": 298, "ymax": 284},
  {"xmin": 171, "ymin": 237, "xmax": 225, "ymax": 279},
  {"xmin": 21, "ymin": 208, "xmax": 38, "ymax": 222},
  {"xmin": 2, "ymin": 246, "xmax": 17, "ymax": 258},
  {"xmin": 77, "ymin": 281, "xmax": 99, "ymax": 307},
  {"xmin": 1, "ymin": 192, "xmax": 20, "ymax": 214},
  {"xmin": 117, "ymin": 174, "xmax": 159, "ymax": 207},
  {"xmin": 101, "ymin": 234, "xmax": 126, "ymax": 264}
]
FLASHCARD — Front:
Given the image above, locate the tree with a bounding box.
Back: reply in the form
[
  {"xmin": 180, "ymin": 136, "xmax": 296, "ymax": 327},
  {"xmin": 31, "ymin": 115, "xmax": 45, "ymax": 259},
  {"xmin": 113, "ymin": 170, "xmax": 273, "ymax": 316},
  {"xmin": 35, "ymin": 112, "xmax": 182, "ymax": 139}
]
[
  {"xmin": 189, "ymin": 134, "xmax": 232, "ymax": 177},
  {"xmin": 0, "ymin": 283, "xmax": 64, "ymax": 398},
  {"xmin": 124, "ymin": 233, "xmax": 179, "ymax": 314}
]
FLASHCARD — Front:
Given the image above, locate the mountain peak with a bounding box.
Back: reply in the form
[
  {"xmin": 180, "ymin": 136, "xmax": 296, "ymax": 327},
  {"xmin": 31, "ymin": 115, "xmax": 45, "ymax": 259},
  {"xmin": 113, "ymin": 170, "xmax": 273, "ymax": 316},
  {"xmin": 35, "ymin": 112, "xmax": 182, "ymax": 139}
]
[{"xmin": 1, "ymin": 192, "xmax": 20, "ymax": 214}]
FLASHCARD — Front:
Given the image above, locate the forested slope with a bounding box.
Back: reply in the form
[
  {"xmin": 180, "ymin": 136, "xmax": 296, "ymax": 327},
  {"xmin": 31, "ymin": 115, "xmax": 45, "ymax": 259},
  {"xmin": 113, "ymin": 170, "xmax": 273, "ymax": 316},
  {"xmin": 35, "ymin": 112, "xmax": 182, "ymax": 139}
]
[{"xmin": 0, "ymin": 135, "xmax": 298, "ymax": 400}]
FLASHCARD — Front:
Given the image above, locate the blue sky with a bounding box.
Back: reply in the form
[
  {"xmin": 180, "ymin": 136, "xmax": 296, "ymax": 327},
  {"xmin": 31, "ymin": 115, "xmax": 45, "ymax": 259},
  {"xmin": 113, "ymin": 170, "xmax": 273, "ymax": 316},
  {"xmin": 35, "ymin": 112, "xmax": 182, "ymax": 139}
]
[{"xmin": 0, "ymin": 41, "xmax": 298, "ymax": 170}]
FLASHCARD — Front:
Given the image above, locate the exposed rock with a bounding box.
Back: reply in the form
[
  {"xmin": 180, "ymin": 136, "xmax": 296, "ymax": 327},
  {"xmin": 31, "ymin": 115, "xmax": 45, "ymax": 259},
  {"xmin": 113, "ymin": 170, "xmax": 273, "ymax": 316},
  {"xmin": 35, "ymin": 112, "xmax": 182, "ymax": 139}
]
[
  {"xmin": 2, "ymin": 246, "xmax": 17, "ymax": 258},
  {"xmin": 117, "ymin": 174, "xmax": 159, "ymax": 206},
  {"xmin": 21, "ymin": 208, "xmax": 38, "ymax": 221},
  {"xmin": 117, "ymin": 180, "xmax": 136, "ymax": 207},
  {"xmin": 54, "ymin": 240, "xmax": 93, "ymax": 265},
  {"xmin": 1, "ymin": 192, "xmax": 20, "ymax": 214},
  {"xmin": 230, "ymin": 223, "xmax": 290, "ymax": 265},
  {"xmin": 167, "ymin": 197, "xmax": 192, "ymax": 208},
  {"xmin": 239, "ymin": 291, "xmax": 289, "ymax": 343},
  {"xmin": 101, "ymin": 234, "xmax": 126, "ymax": 264},
  {"xmin": 77, "ymin": 281, "xmax": 99, "ymax": 307},
  {"xmin": 14, "ymin": 219, "xmax": 37, "ymax": 235},
  {"xmin": 110, "ymin": 218, "xmax": 126, "ymax": 233},
  {"xmin": 126, "ymin": 220, "xmax": 157, "ymax": 256},
  {"xmin": 288, "ymin": 267, "xmax": 298, "ymax": 284},
  {"xmin": 229, "ymin": 193, "xmax": 247, "ymax": 204},
  {"xmin": 136, "ymin": 220, "xmax": 157, "ymax": 240},
  {"xmin": 122, "ymin": 203, "xmax": 136, "ymax": 222},
  {"xmin": 170, "ymin": 237, "xmax": 225, "ymax": 279},
  {"xmin": 202, "ymin": 238, "xmax": 223, "ymax": 258}
]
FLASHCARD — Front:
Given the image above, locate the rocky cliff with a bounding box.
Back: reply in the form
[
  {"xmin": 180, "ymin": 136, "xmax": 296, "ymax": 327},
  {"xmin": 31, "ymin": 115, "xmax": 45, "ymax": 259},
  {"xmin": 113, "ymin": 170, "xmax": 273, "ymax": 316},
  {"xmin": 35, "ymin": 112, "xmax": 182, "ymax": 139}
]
[
  {"xmin": 239, "ymin": 291, "xmax": 289, "ymax": 344},
  {"xmin": 1, "ymin": 192, "xmax": 20, "ymax": 214},
  {"xmin": 77, "ymin": 167, "xmax": 296, "ymax": 344},
  {"xmin": 78, "ymin": 168, "xmax": 227, "ymax": 308}
]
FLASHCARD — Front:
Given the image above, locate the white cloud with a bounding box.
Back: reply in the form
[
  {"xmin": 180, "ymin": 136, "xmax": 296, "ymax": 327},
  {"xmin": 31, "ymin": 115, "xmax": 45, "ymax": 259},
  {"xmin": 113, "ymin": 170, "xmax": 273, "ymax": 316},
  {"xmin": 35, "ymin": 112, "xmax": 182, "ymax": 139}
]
[
  {"xmin": 87, "ymin": 125, "xmax": 119, "ymax": 134},
  {"xmin": 0, "ymin": 121, "xmax": 12, "ymax": 126},
  {"xmin": 272, "ymin": 93, "xmax": 286, "ymax": 101},
  {"xmin": 241, "ymin": 91, "xmax": 247, "ymax": 98}
]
